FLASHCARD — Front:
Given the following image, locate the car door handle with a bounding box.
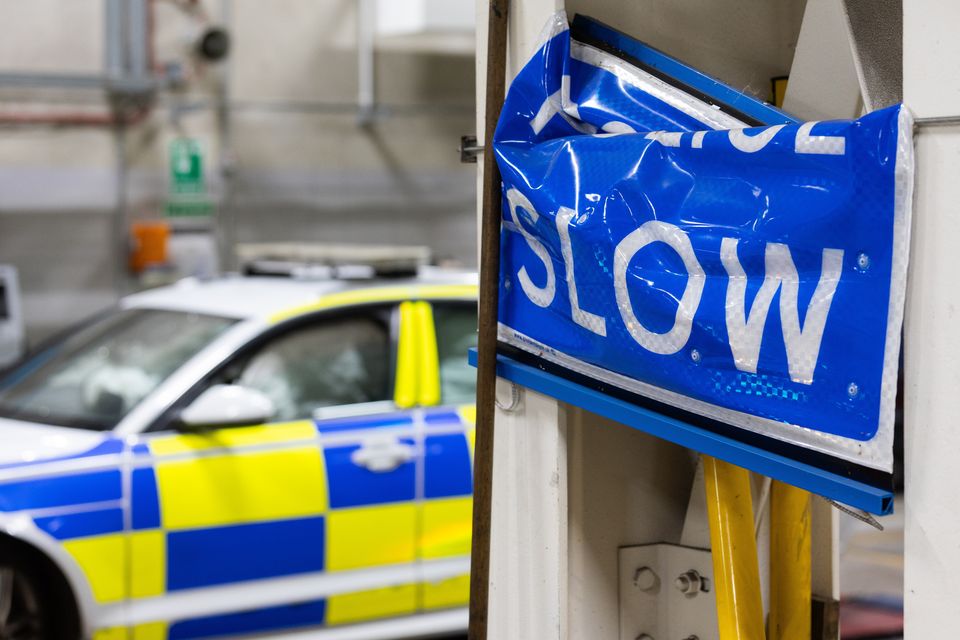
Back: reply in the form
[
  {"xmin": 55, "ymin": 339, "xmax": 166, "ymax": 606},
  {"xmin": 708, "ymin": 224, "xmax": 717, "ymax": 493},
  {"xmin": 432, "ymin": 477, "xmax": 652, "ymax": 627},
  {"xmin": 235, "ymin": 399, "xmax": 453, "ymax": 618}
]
[{"xmin": 350, "ymin": 435, "xmax": 416, "ymax": 473}]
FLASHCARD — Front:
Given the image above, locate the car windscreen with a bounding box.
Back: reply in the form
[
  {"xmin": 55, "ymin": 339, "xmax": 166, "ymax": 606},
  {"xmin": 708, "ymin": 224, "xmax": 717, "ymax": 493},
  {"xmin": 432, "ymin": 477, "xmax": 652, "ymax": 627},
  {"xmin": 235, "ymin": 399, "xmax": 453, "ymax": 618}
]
[{"xmin": 0, "ymin": 308, "xmax": 236, "ymax": 431}]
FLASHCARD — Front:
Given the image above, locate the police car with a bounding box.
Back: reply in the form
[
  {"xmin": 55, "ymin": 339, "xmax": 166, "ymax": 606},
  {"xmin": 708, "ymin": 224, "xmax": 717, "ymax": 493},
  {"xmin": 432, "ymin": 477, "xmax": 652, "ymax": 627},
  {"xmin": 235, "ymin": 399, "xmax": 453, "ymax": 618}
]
[{"xmin": 0, "ymin": 253, "xmax": 477, "ymax": 640}]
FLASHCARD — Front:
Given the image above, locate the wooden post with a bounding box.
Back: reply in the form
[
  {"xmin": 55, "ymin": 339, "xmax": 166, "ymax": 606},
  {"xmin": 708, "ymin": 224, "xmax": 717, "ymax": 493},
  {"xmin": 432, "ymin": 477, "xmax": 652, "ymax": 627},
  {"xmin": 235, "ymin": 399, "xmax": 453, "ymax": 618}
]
[{"xmin": 469, "ymin": 2, "xmax": 510, "ymax": 640}]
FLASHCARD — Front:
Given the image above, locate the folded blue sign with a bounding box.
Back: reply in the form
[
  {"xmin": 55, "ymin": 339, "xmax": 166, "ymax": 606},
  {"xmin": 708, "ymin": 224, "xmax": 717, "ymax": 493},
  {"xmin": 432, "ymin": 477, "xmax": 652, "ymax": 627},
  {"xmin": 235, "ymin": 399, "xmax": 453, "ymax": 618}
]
[{"xmin": 494, "ymin": 17, "xmax": 913, "ymax": 471}]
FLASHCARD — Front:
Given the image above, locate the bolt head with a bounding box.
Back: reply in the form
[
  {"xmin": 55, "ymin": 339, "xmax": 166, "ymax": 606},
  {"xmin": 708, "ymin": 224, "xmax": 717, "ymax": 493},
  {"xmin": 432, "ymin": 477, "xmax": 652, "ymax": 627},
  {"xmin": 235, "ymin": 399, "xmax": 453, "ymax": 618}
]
[
  {"xmin": 633, "ymin": 566, "xmax": 659, "ymax": 591},
  {"xmin": 636, "ymin": 635, "xmax": 654, "ymax": 640}
]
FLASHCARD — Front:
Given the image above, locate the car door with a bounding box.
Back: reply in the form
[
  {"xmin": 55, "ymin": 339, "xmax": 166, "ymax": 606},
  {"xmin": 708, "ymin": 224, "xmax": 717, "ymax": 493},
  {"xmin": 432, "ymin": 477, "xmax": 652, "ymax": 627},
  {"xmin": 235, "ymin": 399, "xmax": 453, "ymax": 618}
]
[
  {"xmin": 416, "ymin": 300, "xmax": 478, "ymax": 613},
  {"xmin": 316, "ymin": 299, "xmax": 438, "ymax": 628},
  {"xmin": 128, "ymin": 303, "xmax": 409, "ymax": 637}
]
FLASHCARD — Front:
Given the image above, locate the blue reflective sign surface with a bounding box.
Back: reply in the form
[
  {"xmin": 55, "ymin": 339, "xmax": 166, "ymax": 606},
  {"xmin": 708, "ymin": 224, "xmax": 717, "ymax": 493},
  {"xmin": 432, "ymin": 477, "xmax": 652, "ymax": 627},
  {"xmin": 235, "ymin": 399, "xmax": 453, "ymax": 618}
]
[{"xmin": 493, "ymin": 19, "xmax": 913, "ymax": 470}]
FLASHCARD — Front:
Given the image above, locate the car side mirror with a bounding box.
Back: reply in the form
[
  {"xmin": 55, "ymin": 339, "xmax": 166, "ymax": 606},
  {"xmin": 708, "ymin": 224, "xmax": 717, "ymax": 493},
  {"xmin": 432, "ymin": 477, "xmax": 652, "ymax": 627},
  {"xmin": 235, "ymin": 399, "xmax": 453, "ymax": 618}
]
[{"xmin": 179, "ymin": 384, "xmax": 275, "ymax": 430}]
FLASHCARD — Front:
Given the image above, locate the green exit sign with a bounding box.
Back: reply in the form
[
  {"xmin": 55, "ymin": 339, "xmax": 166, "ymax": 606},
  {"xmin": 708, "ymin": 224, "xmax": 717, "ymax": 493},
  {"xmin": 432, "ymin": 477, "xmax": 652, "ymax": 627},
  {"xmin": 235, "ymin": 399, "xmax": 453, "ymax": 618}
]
[{"xmin": 166, "ymin": 138, "xmax": 213, "ymax": 217}]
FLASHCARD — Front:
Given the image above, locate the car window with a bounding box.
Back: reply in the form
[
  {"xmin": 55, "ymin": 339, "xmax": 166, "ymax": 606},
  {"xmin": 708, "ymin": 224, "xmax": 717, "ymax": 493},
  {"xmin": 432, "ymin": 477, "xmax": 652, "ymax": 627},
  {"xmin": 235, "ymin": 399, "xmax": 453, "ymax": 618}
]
[
  {"xmin": 432, "ymin": 303, "xmax": 478, "ymax": 405},
  {"xmin": 0, "ymin": 308, "xmax": 235, "ymax": 430},
  {"xmin": 234, "ymin": 313, "xmax": 392, "ymax": 422}
]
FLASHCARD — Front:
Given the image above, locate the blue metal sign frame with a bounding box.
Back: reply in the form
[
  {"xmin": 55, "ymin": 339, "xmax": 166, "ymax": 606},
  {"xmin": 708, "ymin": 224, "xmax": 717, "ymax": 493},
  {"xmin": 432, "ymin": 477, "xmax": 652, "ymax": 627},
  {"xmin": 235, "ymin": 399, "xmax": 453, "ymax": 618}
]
[{"xmin": 470, "ymin": 348, "xmax": 893, "ymax": 515}]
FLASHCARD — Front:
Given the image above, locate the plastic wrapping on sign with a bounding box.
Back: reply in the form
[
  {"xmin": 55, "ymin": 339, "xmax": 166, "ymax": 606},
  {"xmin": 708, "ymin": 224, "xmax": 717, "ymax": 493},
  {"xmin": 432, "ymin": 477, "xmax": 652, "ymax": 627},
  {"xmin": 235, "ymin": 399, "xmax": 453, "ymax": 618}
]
[{"xmin": 492, "ymin": 15, "xmax": 913, "ymax": 471}]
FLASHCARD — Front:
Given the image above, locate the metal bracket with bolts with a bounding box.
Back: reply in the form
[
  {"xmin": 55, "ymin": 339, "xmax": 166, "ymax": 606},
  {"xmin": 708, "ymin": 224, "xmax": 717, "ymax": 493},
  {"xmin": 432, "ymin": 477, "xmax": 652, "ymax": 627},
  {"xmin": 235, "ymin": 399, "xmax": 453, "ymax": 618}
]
[{"xmin": 460, "ymin": 135, "xmax": 484, "ymax": 163}]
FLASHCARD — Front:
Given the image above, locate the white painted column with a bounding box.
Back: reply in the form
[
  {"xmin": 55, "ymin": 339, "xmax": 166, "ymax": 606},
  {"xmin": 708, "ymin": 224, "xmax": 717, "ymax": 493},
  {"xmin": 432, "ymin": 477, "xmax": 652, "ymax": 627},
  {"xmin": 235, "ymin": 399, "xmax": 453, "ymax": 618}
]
[
  {"xmin": 903, "ymin": 3, "xmax": 960, "ymax": 635},
  {"xmin": 475, "ymin": 1, "xmax": 567, "ymax": 637},
  {"xmin": 566, "ymin": 410, "xmax": 695, "ymax": 640},
  {"xmin": 487, "ymin": 381, "xmax": 569, "ymax": 639},
  {"xmin": 781, "ymin": 0, "xmax": 862, "ymax": 120}
]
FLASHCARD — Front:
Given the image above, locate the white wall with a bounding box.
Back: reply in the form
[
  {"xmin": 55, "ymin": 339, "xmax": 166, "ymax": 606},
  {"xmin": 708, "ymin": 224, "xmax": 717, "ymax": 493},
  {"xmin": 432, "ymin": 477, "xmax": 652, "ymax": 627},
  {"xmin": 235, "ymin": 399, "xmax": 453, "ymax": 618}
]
[{"xmin": 565, "ymin": 0, "xmax": 805, "ymax": 101}]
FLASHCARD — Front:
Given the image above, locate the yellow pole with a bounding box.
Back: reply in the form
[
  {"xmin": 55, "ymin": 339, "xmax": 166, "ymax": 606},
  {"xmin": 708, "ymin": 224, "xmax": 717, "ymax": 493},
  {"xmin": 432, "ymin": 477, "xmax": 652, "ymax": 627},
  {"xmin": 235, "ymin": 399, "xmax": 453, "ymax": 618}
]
[
  {"xmin": 769, "ymin": 480, "xmax": 811, "ymax": 640},
  {"xmin": 703, "ymin": 456, "xmax": 766, "ymax": 640}
]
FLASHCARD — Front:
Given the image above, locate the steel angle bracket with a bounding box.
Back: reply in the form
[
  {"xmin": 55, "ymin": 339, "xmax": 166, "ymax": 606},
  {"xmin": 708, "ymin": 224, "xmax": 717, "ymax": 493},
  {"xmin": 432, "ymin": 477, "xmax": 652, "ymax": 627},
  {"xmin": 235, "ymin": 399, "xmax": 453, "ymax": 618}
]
[{"xmin": 619, "ymin": 543, "xmax": 718, "ymax": 640}]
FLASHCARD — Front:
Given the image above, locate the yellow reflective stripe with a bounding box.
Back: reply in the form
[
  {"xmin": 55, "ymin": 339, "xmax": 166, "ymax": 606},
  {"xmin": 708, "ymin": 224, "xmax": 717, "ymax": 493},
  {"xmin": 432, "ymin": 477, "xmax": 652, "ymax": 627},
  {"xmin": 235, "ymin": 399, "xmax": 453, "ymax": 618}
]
[
  {"xmin": 269, "ymin": 283, "xmax": 478, "ymax": 325},
  {"xmin": 95, "ymin": 622, "xmax": 170, "ymax": 640},
  {"xmin": 148, "ymin": 421, "xmax": 317, "ymax": 456},
  {"xmin": 63, "ymin": 534, "xmax": 125, "ymax": 604},
  {"xmin": 130, "ymin": 530, "xmax": 165, "ymax": 599},
  {"xmin": 156, "ymin": 446, "xmax": 327, "ymax": 529},
  {"xmin": 326, "ymin": 584, "xmax": 417, "ymax": 626},
  {"xmin": 420, "ymin": 497, "xmax": 472, "ymax": 559},
  {"xmin": 64, "ymin": 532, "xmax": 165, "ymax": 609},
  {"xmin": 458, "ymin": 404, "xmax": 476, "ymax": 426},
  {"xmin": 422, "ymin": 573, "xmax": 470, "ymax": 610},
  {"xmin": 271, "ymin": 288, "xmax": 405, "ymax": 324},
  {"xmin": 394, "ymin": 302, "xmax": 419, "ymax": 408},
  {"xmin": 132, "ymin": 622, "xmax": 168, "ymax": 640},
  {"xmin": 410, "ymin": 284, "xmax": 478, "ymax": 300},
  {"xmin": 326, "ymin": 503, "xmax": 417, "ymax": 571},
  {"xmin": 460, "ymin": 405, "xmax": 477, "ymax": 461},
  {"xmin": 415, "ymin": 302, "xmax": 441, "ymax": 406}
]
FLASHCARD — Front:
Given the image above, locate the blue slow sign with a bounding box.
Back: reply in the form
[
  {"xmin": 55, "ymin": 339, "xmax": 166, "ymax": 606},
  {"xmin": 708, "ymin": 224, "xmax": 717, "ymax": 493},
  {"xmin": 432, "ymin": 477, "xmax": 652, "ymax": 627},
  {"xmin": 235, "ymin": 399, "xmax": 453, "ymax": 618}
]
[{"xmin": 493, "ymin": 20, "xmax": 913, "ymax": 471}]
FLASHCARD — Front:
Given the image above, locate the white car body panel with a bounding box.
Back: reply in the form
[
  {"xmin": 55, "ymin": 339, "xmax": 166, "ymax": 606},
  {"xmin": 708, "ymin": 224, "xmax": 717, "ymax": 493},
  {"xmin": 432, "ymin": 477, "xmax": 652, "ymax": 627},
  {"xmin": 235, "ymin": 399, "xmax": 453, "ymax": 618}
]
[
  {"xmin": 0, "ymin": 419, "xmax": 103, "ymax": 465},
  {"xmin": 121, "ymin": 277, "xmax": 346, "ymax": 322}
]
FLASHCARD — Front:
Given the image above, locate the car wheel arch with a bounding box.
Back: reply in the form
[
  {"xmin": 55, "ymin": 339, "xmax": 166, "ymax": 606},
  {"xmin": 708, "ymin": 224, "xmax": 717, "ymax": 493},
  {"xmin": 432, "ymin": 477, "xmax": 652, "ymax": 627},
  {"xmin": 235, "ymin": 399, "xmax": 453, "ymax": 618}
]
[{"xmin": 0, "ymin": 532, "xmax": 83, "ymax": 639}]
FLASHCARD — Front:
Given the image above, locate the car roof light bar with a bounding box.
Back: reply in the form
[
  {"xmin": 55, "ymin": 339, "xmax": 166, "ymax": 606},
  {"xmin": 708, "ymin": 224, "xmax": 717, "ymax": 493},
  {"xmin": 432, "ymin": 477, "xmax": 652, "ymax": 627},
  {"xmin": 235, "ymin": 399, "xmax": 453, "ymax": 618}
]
[{"xmin": 237, "ymin": 243, "xmax": 432, "ymax": 279}]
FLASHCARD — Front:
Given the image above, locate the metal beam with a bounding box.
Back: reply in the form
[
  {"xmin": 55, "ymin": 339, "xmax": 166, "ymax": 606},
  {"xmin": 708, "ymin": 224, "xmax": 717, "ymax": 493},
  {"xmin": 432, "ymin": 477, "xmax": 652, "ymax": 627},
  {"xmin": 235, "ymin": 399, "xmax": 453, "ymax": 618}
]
[
  {"xmin": 0, "ymin": 72, "xmax": 104, "ymax": 89},
  {"xmin": 472, "ymin": 350, "xmax": 895, "ymax": 516}
]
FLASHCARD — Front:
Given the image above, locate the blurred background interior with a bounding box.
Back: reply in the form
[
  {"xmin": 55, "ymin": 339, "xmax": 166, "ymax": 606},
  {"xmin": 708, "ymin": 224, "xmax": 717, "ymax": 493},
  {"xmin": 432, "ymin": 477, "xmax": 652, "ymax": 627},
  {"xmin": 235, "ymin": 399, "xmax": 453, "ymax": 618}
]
[{"xmin": 0, "ymin": 0, "xmax": 477, "ymax": 345}]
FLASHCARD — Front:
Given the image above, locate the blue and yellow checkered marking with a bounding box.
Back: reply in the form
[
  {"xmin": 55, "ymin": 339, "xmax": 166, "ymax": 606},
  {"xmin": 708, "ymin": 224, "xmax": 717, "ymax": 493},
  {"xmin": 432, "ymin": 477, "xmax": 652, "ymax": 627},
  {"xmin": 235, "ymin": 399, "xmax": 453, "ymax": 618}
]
[
  {"xmin": 154, "ymin": 445, "xmax": 327, "ymax": 530},
  {"xmin": 424, "ymin": 434, "xmax": 473, "ymax": 499},
  {"xmin": 94, "ymin": 623, "xmax": 167, "ymax": 640},
  {"xmin": 55, "ymin": 529, "xmax": 164, "ymax": 605},
  {"xmin": 168, "ymin": 599, "xmax": 328, "ymax": 639},
  {"xmin": 0, "ymin": 408, "xmax": 475, "ymax": 634},
  {"xmin": 422, "ymin": 408, "xmax": 463, "ymax": 426},
  {"xmin": 0, "ymin": 441, "xmax": 133, "ymax": 605},
  {"xmin": 161, "ymin": 571, "xmax": 468, "ymax": 639},
  {"xmin": 326, "ymin": 502, "xmax": 417, "ymax": 572},
  {"xmin": 324, "ymin": 441, "xmax": 416, "ymax": 509},
  {"xmin": 418, "ymin": 406, "xmax": 474, "ymax": 614},
  {"xmin": 140, "ymin": 421, "xmax": 330, "ymax": 593},
  {"xmin": 131, "ymin": 466, "xmax": 161, "ymax": 530},
  {"xmin": 167, "ymin": 517, "xmax": 326, "ymax": 590},
  {"xmin": 34, "ymin": 507, "xmax": 124, "ymax": 540},
  {"xmin": 0, "ymin": 469, "xmax": 121, "ymax": 512},
  {"xmin": 314, "ymin": 411, "xmax": 413, "ymax": 434}
]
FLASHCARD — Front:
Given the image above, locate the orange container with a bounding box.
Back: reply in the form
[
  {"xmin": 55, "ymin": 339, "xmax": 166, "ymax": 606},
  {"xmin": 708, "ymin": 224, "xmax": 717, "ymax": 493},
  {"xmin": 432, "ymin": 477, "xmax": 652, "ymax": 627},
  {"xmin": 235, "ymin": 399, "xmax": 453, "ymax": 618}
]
[{"xmin": 129, "ymin": 221, "xmax": 170, "ymax": 273}]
